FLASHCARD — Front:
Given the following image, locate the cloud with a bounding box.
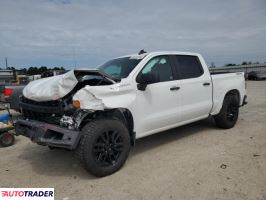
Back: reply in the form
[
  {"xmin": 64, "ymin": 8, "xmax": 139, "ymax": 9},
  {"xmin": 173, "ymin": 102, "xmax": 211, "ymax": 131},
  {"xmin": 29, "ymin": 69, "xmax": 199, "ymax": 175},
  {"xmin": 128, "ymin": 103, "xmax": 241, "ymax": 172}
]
[{"xmin": 0, "ymin": 0, "xmax": 265, "ymax": 68}]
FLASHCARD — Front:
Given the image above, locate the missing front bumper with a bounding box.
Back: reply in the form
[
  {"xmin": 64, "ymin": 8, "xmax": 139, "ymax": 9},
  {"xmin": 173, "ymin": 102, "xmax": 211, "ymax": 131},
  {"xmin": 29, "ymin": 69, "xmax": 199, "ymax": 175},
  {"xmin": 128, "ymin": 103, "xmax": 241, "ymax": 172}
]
[{"xmin": 15, "ymin": 120, "xmax": 81, "ymax": 150}]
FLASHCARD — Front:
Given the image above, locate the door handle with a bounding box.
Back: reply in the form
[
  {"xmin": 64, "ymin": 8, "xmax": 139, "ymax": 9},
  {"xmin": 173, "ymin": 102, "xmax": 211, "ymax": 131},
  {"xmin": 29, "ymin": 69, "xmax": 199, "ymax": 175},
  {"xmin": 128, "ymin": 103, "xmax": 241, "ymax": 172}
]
[
  {"xmin": 203, "ymin": 82, "xmax": 210, "ymax": 86},
  {"xmin": 170, "ymin": 86, "xmax": 180, "ymax": 91}
]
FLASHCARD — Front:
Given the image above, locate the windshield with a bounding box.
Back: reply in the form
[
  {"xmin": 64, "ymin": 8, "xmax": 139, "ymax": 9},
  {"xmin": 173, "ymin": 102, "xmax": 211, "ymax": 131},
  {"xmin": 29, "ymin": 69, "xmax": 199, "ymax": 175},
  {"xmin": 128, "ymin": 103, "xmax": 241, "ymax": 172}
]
[{"xmin": 98, "ymin": 56, "xmax": 143, "ymax": 81}]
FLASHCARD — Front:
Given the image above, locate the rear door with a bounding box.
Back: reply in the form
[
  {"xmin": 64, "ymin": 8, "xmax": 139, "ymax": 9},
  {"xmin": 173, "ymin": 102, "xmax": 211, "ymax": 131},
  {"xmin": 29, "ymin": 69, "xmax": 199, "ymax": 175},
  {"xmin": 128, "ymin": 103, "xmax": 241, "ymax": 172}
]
[{"xmin": 173, "ymin": 55, "xmax": 212, "ymax": 122}]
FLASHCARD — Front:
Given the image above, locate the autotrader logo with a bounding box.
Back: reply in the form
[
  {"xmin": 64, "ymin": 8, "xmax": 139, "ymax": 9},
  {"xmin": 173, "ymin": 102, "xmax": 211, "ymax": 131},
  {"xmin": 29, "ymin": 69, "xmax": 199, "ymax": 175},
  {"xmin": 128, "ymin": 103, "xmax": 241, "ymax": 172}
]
[{"xmin": 0, "ymin": 188, "xmax": 54, "ymax": 200}]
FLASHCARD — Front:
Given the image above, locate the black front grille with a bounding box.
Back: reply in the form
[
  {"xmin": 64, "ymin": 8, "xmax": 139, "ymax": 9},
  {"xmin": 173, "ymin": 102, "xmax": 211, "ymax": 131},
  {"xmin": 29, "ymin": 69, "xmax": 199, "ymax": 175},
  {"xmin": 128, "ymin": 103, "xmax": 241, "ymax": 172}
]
[
  {"xmin": 20, "ymin": 96, "xmax": 62, "ymax": 125},
  {"xmin": 23, "ymin": 109, "xmax": 61, "ymax": 125}
]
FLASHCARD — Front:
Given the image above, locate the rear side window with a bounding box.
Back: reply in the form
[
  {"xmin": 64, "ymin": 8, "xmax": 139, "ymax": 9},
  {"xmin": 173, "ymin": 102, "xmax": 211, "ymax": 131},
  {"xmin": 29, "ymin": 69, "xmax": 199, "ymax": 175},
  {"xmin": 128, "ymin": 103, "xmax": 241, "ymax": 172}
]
[{"xmin": 175, "ymin": 55, "xmax": 203, "ymax": 79}]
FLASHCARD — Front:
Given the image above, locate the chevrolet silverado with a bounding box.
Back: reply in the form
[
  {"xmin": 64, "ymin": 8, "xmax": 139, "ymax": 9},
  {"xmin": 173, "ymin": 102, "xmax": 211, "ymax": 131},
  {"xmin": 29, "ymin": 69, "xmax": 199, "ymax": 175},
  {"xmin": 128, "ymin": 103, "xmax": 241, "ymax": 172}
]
[{"xmin": 15, "ymin": 51, "xmax": 247, "ymax": 176}]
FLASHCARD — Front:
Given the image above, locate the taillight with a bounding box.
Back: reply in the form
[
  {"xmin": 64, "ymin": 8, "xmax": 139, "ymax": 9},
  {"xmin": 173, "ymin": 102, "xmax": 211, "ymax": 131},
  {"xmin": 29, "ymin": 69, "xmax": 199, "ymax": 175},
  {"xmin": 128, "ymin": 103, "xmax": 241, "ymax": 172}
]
[{"xmin": 4, "ymin": 88, "xmax": 13, "ymax": 97}]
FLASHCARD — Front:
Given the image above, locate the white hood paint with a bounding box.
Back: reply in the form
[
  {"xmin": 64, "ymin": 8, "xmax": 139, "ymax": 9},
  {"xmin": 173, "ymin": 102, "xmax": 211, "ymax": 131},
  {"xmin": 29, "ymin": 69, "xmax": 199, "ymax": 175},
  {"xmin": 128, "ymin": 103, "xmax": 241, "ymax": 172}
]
[{"xmin": 23, "ymin": 70, "xmax": 78, "ymax": 102}]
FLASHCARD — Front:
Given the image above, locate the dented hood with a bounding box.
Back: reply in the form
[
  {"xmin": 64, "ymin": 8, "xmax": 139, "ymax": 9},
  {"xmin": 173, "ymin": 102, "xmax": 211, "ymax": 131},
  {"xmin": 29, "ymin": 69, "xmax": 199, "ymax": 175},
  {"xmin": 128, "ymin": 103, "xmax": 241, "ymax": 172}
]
[
  {"xmin": 23, "ymin": 69, "xmax": 115, "ymax": 102},
  {"xmin": 23, "ymin": 70, "xmax": 78, "ymax": 102}
]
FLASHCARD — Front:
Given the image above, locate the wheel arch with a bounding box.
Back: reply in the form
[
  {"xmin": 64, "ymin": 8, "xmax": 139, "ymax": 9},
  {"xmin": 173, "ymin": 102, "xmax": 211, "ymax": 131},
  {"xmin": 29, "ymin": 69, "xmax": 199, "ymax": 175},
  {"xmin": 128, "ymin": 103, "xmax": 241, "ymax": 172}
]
[
  {"xmin": 213, "ymin": 89, "xmax": 240, "ymax": 129},
  {"xmin": 224, "ymin": 89, "xmax": 240, "ymax": 105},
  {"xmin": 78, "ymin": 108, "xmax": 135, "ymax": 145},
  {"xmin": 211, "ymin": 88, "xmax": 241, "ymax": 116}
]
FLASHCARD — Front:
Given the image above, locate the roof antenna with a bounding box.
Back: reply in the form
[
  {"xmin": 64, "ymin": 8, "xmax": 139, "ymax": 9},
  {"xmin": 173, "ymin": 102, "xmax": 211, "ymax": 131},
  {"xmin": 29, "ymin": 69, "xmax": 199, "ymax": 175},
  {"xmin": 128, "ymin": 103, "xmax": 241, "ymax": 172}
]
[{"xmin": 138, "ymin": 49, "xmax": 147, "ymax": 55}]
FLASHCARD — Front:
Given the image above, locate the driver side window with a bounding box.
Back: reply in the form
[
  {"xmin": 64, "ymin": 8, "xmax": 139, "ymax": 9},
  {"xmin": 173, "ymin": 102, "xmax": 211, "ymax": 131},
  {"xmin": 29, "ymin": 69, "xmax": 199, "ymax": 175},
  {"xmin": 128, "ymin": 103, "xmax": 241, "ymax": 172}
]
[{"xmin": 139, "ymin": 56, "xmax": 173, "ymax": 83}]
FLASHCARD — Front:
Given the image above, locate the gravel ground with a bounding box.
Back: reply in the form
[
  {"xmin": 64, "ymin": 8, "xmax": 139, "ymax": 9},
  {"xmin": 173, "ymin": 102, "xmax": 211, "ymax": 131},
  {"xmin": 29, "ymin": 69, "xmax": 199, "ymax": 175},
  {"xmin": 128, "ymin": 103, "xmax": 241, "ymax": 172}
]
[{"xmin": 0, "ymin": 81, "xmax": 265, "ymax": 200}]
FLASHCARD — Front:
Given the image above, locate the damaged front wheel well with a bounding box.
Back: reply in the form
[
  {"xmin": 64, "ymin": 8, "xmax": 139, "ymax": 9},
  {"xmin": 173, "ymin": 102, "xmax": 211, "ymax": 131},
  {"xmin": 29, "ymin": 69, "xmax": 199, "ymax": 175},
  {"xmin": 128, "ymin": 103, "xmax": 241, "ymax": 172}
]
[{"xmin": 79, "ymin": 108, "xmax": 135, "ymax": 145}]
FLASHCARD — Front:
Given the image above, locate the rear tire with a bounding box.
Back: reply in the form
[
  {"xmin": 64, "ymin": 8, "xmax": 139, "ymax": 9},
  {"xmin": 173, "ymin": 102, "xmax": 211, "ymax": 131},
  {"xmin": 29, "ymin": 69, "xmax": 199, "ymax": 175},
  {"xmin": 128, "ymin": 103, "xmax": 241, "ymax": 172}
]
[
  {"xmin": 76, "ymin": 119, "xmax": 131, "ymax": 177},
  {"xmin": 214, "ymin": 95, "xmax": 239, "ymax": 129},
  {"xmin": 0, "ymin": 132, "xmax": 15, "ymax": 147}
]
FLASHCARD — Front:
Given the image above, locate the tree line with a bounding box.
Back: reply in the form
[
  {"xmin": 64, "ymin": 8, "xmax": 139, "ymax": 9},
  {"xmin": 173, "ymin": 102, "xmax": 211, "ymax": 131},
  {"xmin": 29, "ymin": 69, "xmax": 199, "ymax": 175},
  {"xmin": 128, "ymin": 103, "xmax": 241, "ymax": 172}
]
[{"xmin": 1, "ymin": 66, "xmax": 66, "ymax": 75}]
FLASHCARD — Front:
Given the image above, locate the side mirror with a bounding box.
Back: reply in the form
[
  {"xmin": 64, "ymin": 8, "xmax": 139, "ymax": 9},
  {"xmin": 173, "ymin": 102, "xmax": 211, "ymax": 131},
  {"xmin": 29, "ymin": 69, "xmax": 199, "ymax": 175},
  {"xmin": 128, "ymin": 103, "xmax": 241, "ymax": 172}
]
[{"xmin": 136, "ymin": 73, "xmax": 157, "ymax": 91}]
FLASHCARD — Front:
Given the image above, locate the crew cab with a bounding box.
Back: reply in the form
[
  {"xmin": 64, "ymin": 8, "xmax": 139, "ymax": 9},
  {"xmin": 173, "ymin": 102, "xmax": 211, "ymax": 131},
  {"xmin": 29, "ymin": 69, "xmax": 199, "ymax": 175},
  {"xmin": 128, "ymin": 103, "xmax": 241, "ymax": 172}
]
[{"xmin": 15, "ymin": 51, "xmax": 247, "ymax": 177}]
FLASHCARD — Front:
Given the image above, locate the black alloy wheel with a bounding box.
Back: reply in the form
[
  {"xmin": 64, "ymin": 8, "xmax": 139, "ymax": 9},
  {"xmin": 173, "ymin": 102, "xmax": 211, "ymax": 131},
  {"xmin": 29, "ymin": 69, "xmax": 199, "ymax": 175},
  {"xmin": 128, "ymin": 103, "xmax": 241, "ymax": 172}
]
[
  {"xmin": 226, "ymin": 103, "xmax": 238, "ymax": 122},
  {"xmin": 77, "ymin": 119, "xmax": 131, "ymax": 177},
  {"xmin": 93, "ymin": 130, "xmax": 124, "ymax": 167},
  {"xmin": 214, "ymin": 94, "xmax": 239, "ymax": 129}
]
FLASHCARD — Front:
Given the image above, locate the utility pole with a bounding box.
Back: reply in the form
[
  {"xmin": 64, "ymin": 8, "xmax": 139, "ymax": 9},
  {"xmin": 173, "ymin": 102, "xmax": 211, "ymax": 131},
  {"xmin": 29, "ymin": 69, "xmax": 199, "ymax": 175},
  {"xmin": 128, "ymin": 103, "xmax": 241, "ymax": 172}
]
[{"xmin": 5, "ymin": 57, "xmax": 8, "ymax": 69}]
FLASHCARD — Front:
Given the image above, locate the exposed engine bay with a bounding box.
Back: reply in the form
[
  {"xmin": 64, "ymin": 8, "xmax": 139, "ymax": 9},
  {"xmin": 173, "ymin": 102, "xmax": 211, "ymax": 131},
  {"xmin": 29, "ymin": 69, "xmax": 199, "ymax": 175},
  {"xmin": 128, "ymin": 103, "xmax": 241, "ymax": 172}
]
[{"xmin": 20, "ymin": 69, "xmax": 116, "ymax": 130}]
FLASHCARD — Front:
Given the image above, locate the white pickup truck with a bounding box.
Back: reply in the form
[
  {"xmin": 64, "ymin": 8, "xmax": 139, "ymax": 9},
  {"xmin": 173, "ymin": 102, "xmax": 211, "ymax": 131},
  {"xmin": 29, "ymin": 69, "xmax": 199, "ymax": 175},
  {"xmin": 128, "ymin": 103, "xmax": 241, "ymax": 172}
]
[{"xmin": 15, "ymin": 51, "xmax": 247, "ymax": 177}]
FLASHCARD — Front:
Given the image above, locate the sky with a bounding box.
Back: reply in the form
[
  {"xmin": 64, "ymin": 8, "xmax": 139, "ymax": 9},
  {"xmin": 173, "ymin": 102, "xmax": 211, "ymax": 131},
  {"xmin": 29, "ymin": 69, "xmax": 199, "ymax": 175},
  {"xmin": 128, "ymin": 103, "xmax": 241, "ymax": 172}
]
[{"xmin": 0, "ymin": 0, "xmax": 266, "ymax": 69}]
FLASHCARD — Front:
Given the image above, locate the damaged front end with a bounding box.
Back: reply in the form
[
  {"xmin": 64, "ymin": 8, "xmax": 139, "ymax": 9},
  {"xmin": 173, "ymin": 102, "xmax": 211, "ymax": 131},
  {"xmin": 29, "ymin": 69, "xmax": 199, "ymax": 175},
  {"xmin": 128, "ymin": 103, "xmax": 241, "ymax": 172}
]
[
  {"xmin": 15, "ymin": 109, "xmax": 92, "ymax": 150},
  {"xmin": 15, "ymin": 119, "xmax": 80, "ymax": 149},
  {"xmin": 15, "ymin": 69, "xmax": 115, "ymax": 150}
]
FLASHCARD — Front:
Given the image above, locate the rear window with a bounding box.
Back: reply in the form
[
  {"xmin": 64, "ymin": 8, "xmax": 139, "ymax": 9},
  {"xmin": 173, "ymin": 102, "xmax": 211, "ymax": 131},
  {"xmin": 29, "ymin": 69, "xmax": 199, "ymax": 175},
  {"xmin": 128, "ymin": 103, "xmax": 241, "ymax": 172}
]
[{"xmin": 175, "ymin": 55, "xmax": 203, "ymax": 79}]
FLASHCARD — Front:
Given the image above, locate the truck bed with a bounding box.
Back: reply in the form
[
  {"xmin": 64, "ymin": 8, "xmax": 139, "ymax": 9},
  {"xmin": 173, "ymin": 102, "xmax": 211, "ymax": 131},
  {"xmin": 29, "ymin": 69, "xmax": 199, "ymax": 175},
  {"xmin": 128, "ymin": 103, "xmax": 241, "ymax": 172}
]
[{"xmin": 210, "ymin": 72, "xmax": 246, "ymax": 115}]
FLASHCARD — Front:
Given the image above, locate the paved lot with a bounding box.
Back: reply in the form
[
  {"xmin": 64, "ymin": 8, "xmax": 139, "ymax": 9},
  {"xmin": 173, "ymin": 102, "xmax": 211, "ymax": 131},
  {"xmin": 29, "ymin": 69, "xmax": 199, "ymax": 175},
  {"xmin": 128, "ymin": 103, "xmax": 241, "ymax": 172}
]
[{"xmin": 0, "ymin": 81, "xmax": 265, "ymax": 200}]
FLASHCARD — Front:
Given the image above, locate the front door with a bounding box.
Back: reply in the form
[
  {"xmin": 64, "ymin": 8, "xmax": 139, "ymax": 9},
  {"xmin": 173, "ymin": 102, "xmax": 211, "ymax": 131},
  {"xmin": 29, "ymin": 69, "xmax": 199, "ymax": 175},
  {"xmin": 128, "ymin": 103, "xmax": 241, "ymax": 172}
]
[{"xmin": 134, "ymin": 55, "xmax": 182, "ymax": 137}]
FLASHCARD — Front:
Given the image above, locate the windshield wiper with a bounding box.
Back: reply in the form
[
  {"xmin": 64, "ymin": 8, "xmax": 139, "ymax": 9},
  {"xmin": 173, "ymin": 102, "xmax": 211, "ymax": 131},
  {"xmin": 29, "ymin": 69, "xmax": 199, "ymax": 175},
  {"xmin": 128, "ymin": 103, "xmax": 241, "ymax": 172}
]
[{"xmin": 97, "ymin": 70, "xmax": 117, "ymax": 84}]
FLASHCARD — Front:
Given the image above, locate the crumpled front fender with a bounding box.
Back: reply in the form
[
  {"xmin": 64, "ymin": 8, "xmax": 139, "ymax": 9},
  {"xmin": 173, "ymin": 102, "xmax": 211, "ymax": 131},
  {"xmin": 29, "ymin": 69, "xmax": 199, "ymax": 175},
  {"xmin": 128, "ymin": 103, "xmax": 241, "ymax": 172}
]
[{"xmin": 72, "ymin": 80, "xmax": 136, "ymax": 111}]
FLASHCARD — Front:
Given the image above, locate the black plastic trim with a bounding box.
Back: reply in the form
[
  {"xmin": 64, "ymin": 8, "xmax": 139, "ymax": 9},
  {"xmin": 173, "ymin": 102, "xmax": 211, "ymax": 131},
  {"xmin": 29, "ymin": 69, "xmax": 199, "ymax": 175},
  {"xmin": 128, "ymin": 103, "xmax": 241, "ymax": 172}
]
[
  {"xmin": 15, "ymin": 120, "xmax": 80, "ymax": 150},
  {"xmin": 20, "ymin": 102, "xmax": 62, "ymax": 114}
]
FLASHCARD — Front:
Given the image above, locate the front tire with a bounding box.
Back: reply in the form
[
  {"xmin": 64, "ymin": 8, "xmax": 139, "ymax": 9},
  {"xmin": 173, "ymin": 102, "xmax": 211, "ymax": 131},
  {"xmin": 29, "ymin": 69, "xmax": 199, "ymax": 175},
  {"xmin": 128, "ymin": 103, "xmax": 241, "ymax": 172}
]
[
  {"xmin": 214, "ymin": 95, "xmax": 239, "ymax": 129},
  {"xmin": 77, "ymin": 119, "xmax": 131, "ymax": 177}
]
